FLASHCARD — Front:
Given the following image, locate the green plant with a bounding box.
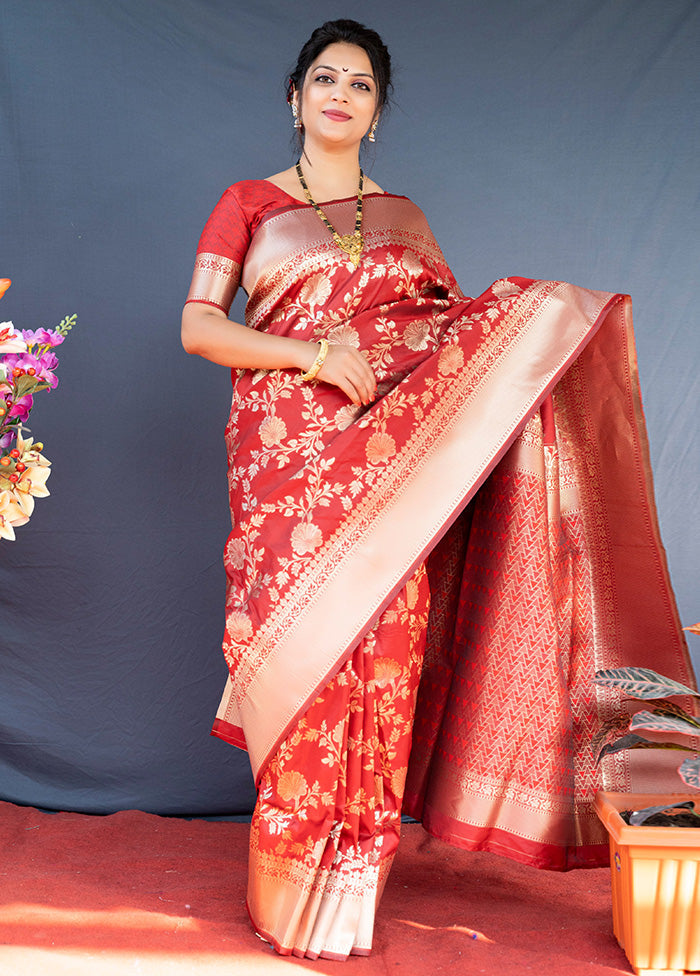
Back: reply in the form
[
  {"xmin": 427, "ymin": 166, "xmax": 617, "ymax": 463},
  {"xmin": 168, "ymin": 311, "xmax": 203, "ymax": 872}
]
[{"xmin": 593, "ymin": 634, "xmax": 700, "ymax": 794}]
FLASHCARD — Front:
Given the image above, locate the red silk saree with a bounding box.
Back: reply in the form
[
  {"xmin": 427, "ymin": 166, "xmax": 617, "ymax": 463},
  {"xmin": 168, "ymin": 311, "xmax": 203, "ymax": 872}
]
[{"xmin": 186, "ymin": 181, "xmax": 693, "ymax": 958}]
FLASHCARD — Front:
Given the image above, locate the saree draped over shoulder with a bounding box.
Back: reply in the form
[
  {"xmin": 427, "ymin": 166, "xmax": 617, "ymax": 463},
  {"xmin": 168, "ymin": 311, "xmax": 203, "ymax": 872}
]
[{"xmin": 186, "ymin": 180, "xmax": 693, "ymax": 959}]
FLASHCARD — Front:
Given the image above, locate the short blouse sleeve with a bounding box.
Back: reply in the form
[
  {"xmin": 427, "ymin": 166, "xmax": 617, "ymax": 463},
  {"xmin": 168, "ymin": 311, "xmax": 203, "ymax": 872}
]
[{"xmin": 185, "ymin": 186, "xmax": 251, "ymax": 314}]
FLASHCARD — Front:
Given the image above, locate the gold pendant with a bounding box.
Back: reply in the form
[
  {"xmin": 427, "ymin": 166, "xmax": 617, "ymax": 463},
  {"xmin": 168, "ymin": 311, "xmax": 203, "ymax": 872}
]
[{"xmin": 336, "ymin": 233, "xmax": 363, "ymax": 267}]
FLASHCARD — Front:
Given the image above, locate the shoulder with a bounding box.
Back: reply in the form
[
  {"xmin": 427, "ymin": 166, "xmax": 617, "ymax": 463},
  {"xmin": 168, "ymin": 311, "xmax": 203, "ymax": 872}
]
[
  {"xmin": 364, "ymin": 175, "xmax": 384, "ymax": 195},
  {"xmin": 217, "ymin": 179, "xmax": 294, "ymax": 212}
]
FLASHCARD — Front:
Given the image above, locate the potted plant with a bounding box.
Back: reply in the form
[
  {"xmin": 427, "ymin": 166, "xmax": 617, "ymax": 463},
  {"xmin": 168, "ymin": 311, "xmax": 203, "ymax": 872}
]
[{"xmin": 592, "ymin": 632, "xmax": 700, "ymax": 975}]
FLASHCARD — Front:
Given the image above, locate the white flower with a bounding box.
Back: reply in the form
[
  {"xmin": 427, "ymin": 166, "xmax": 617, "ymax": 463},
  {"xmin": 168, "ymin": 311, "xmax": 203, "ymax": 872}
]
[
  {"xmin": 290, "ymin": 522, "xmax": 323, "ymax": 555},
  {"xmin": 225, "ymin": 537, "xmax": 246, "ymax": 570},
  {"xmin": 334, "ymin": 403, "xmax": 361, "ymax": 431},
  {"xmin": 299, "ymin": 274, "xmax": 332, "ymax": 309},
  {"xmin": 327, "ymin": 323, "xmax": 360, "ymax": 347},
  {"xmin": 0, "ymin": 323, "xmax": 27, "ymax": 355},
  {"xmin": 259, "ymin": 415, "xmax": 287, "ymax": 447},
  {"xmin": 405, "ymin": 319, "xmax": 431, "ymax": 351},
  {"xmin": 226, "ymin": 611, "xmax": 253, "ymax": 643},
  {"xmin": 401, "ymin": 249, "xmax": 423, "ymax": 277},
  {"xmin": 491, "ymin": 278, "xmax": 521, "ymax": 299}
]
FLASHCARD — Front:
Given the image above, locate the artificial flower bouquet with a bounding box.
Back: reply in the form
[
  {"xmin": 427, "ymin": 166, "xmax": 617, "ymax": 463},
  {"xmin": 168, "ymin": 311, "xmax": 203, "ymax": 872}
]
[{"xmin": 0, "ymin": 278, "xmax": 76, "ymax": 541}]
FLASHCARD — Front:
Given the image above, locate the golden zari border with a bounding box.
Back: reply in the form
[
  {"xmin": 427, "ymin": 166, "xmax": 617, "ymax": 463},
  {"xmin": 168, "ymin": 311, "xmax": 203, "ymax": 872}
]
[{"xmin": 186, "ymin": 252, "xmax": 241, "ymax": 312}]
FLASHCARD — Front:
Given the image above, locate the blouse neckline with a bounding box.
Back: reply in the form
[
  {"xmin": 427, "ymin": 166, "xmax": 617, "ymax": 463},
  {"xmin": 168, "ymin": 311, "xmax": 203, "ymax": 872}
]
[{"xmin": 257, "ymin": 178, "xmax": 403, "ymax": 208}]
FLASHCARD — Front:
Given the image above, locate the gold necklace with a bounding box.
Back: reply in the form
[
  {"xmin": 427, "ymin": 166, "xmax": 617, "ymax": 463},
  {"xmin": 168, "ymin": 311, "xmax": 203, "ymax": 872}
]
[{"xmin": 295, "ymin": 162, "xmax": 364, "ymax": 267}]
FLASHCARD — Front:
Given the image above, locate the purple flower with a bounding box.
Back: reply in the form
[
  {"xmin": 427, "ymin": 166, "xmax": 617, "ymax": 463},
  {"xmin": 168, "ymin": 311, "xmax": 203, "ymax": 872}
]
[
  {"xmin": 22, "ymin": 328, "xmax": 65, "ymax": 348},
  {"xmin": 2, "ymin": 351, "xmax": 59, "ymax": 389},
  {"xmin": 0, "ymin": 431, "xmax": 15, "ymax": 449}
]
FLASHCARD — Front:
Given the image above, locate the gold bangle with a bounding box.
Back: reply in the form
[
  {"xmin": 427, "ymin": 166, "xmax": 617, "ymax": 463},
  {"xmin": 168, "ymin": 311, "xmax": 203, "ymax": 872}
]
[{"xmin": 300, "ymin": 338, "xmax": 329, "ymax": 382}]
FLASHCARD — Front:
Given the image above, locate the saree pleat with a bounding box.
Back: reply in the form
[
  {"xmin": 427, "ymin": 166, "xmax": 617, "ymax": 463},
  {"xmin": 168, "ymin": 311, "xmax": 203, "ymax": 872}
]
[{"xmin": 247, "ymin": 564, "xmax": 430, "ymax": 959}]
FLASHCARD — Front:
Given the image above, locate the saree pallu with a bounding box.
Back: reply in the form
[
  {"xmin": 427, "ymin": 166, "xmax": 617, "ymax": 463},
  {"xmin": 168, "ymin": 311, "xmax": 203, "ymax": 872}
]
[{"xmin": 187, "ymin": 183, "xmax": 694, "ymax": 957}]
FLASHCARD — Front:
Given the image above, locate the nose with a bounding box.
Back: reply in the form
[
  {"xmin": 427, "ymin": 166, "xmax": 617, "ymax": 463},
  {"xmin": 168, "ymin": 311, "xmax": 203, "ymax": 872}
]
[{"xmin": 331, "ymin": 86, "xmax": 349, "ymax": 104}]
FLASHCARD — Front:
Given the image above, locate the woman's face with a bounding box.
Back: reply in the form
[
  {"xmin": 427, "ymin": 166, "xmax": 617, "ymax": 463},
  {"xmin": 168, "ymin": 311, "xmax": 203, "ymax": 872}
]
[{"xmin": 295, "ymin": 42, "xmax": 378, "ymax": 150}]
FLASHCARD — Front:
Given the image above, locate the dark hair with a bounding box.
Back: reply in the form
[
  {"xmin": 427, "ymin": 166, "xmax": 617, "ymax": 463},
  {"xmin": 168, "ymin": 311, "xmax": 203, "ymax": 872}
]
[{"xmin": 287, "ymin": 19, "xmax": 392, "ymax": 113}]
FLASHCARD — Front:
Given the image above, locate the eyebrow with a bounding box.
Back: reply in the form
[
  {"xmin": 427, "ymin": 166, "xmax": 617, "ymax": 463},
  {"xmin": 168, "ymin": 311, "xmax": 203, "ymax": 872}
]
[{"xmin": 313, "ymin": 64, "xmax": 375, "ymax": 80}]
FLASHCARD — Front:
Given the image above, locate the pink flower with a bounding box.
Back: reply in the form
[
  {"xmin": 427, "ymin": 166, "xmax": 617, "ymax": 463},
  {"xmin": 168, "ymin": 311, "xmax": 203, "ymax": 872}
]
[
  {"xmin": 225, "ymin": 537, "xmax": 246, "ymax": 570},
  {"xmin": 327, "ymin": 323, "xmax": 360, "ymax": 347},
  {"xmin": 226, "ymin": 611, "xmax": 253, "ymax": 643},
  {"xmin": 299, "ymin": 274, "xmax": 332, "ymax": 309},
  {"xmin": 6, "ymin": 394, "xmax": 33, "ymax": 421},
  {"xmin": 491, "ymin": 278, "xmax": 521, "ymax": 299},
  {"xmin": 401, "ymin": 249, "xmax": 423, "ymax": 277},
  {"xmin": 290, "ymin": 522, "xmax": 323, "ymax": 555},
  {"xmin": 22, "ymin": 328, "xmax": 65, "ymax": 347},
  {"xmin": 334, "ymin": 403, "xmax": 360, "ymax": 431},
  {"xmin": 405, "ymin": 319, "xmax": 431, "ymax": 351},
  {"xmin": 3, "ymin": 351, "xmax": 59, "ymax": 388},
  {"xmin": 438, "ymin": 344, "xmax": 464, "ymax": 376},
  {"xmin": 277, "ymin": 770, "xmax": 308, "ymax": 803},
  {"xmin": 259, "ymin": 415, "xmax": 287, "ymax": 447},
  {"xmin": 373, "ymin": 658, "xmax": 403, "ymax": 688},
  {"xmin": 366, "ymin": 432, "xmax": 396, "ymax": 464}
]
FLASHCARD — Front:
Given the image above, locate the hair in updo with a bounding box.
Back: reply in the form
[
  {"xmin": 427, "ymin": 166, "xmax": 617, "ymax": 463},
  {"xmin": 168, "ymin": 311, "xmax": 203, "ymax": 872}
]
[{"xmin": 287, "ymin": 19, "xmax": 392, "ymax": 113}]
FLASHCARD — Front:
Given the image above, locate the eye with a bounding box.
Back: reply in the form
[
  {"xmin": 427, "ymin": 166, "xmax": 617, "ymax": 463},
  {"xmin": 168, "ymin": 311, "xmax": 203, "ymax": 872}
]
[
  {"xmin": 352, "ymin": 81, "xmax": 372, "ymax": 92},
  {"xmin": 314, "ymin": 73, "xmax": 334, "ymax": 84}
]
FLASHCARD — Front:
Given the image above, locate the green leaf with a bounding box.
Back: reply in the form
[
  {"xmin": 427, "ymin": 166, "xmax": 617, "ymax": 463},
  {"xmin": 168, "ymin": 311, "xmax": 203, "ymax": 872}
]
[
  {"xmin": 596, "ymin": 732, "xmax": 654, "ymax": 761},
  {"xmin": 594, "ymin": 667, "xmax": 699, "ymax": 700},
  {"xmin": 12, "ymin": 375, "xmax": 50, "ymax": 399},
  {"xmin": 629, "ymin": 710, "xmax": 700, "ymax": 737},
  {"xmin": 634, "ymin": 700, "xmax": 700, "ymax": 725},
  {"xmin": 596, "ymin": 733, "xmax": 695, "ymax": 764},
  {"xmin": 590, "ymin": 717, "xmax": 631, "ymax": 755},
  {"xmin": 679, "ymin": 758, "xmax": 700, "ymax": 790}
]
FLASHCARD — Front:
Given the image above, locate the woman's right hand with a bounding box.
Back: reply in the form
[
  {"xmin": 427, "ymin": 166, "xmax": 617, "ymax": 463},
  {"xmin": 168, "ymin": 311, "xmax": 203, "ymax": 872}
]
[
  {"xmin": 313, "ymin": 343, "xmax": 377, "ymax": 407},
  {"xmin": 182, "ymin": 304, "xmax": 376, "ymax": 406}
]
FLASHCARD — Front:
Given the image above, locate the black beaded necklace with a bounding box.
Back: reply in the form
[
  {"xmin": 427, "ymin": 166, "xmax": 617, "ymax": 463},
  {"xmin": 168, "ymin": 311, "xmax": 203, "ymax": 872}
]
[{"xmin": 295, "ymin": 162, "xmax": 364, "ymax": 267}]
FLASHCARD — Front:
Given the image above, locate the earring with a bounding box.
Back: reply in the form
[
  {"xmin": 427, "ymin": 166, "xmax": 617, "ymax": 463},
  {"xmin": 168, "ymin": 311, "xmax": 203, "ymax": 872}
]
[
  {"xmin": 292, "ymin": 103, "xmax": 302, "ymax": 130},
  {"xmin": 368, "ymin": 118, "xmax": 378, "ymax": 143}
]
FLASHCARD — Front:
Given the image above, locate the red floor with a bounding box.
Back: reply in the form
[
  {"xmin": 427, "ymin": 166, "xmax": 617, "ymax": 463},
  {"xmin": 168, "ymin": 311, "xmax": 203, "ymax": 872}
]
[{"xmin": 0, "ymin": 800, "xmax": 635, "ymax": 975}]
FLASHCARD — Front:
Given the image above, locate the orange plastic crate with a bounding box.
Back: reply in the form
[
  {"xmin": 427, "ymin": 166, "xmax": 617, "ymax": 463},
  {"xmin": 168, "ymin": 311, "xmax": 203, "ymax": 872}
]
[{"xmin": 595, "ymin": 792, "xmax": 700, "ymax": 976}]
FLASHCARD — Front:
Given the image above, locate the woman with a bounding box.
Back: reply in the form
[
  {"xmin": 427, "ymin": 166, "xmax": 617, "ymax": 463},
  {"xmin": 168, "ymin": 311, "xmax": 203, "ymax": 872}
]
[{"xmin": 182, "ymin": 19, "xmax": 693, "ymax": 960}]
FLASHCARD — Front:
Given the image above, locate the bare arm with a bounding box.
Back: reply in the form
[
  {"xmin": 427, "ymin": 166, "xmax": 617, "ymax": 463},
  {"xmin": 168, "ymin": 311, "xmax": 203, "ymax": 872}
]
[{"xmin": 181, "ymin": 302, "xmax": 376, "ymax": 406}]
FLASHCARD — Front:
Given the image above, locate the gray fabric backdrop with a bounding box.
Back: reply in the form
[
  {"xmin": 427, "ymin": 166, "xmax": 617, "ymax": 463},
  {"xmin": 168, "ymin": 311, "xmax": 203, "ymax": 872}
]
[{"xmin": 1, "ymin": 0, "xmax": 698, "ymax": 816}]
